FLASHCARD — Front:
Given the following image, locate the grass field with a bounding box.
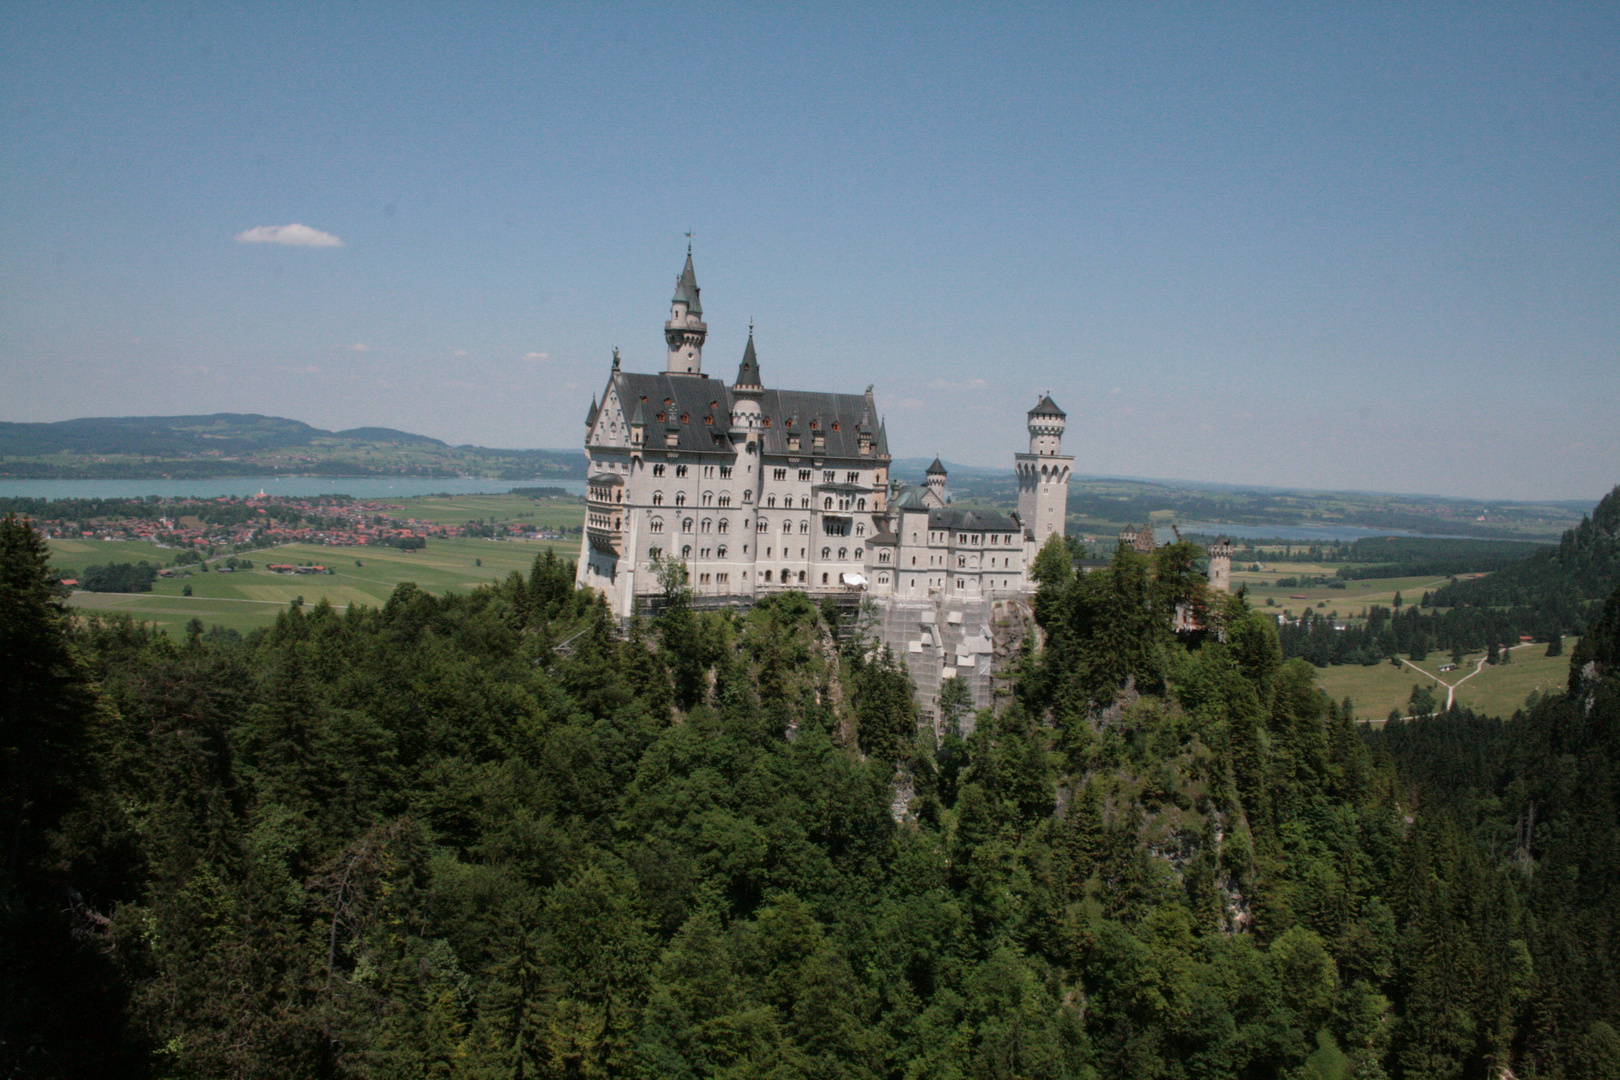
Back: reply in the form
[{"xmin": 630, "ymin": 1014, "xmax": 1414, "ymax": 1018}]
[
  {"xmin": 47, "ymin": 538, "xmax": 189, "ymax": 575},
  {"xmin": 387, "ymin": 492, "xmax": 583, "ymax": 528},
  {"xmin": 65, "ymin": 535, "xmax": 579, "ymax": 636},
  {"xmin": 1316, "ymin": 638, "xmax": 1573, "ymax": 722},
  {"xmin": 1230, "ymin": 563, "xmax": 1452, "ymax": 618}
]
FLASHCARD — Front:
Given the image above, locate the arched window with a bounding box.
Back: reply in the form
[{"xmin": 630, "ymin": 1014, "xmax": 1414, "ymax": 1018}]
[
  {"xmin": 854, "ymin": 548, "xmax": 862, "ymax": 559},
  {"xmin": 717, "ymin": 545, "xmax": 728, "ymax": 558},
  {"xmin": 718, "ymin": 492, "xmax": 731, "ymax": 507},
  {"xmin": 855, "ymin": 523, "xmax": 865, "ymax": 536},
  {"xmin": 765, "ymin": 570, "xmax": 773, "ymax": 582},
  {"xmin": 838, "ymin": 547, "xmax": 847, "ymax": 560},
  {"xmin": 821, "ymin": 573, "xmax": 829, "ymax": 584},
  {"xmin": 782, "ymin": 520, "xmax": 792, "ymax": 533},
  {"xmin": 652, "ymin": 464, "xmax": 666, "ymax": 477},
  {"xmin": 858, "ymin": 498, "xmax": 866, "ymax": 511},
  {"xmin": 682, "ymin": 518, "xmax": 693, "ymax": 533},
  {"xmin": 879, "ymin": 550, "xmax": 890, "ymax": 563},
  {"xmin": 650, "ymin": 518, "xmax": 665, "ymax": 533},
  {"xmin": 758, "ymin": 520, "xmax": 769, "ymax": 532},
  {"xmin": 824, "ymin": 496, "xmax": 833, "ymax": 510},
  {"xmin": 701, "ymin": 519, "xmax": 713, "ymax": 534},
  {"xmin": 798, "ymin": 571, "xmax": 806, "ymax": 583},
  {"xmin": 799, "ymin": 520, "xmax": 809, "ymax": 534},
  {"xmin": 800, "ymin": 496, "xmax": 809, "ymax": 509},
  {"xmin": 702, "ymin": 491, "xmax": 714, "ymax": 506},
  {"xmin": 742, "ymin": 491, "xmax": 752, "ymax": 502},
  {"xmin": 821, "ymin": 547, "xmax": 831, "ymax": 559},
  {"xmin": 767, "ymin": 495, "xmax": 776, "ymax": 507},
  {"xmin": 675, "ymin": 492, "xmax": 686, "ymax": 506},
  {"xmin": 652, "ymin": 491, "xmax": 664, "ymax": 505},
  {"xmin": 681, "ymin": 545, "xmax": 692, "ymax": 557},
  {"xmin": 718, "ymin": 519, "xmax": 729, "ymax": 534}
]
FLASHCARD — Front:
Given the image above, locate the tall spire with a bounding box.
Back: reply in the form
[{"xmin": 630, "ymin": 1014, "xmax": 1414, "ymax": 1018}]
[
  {"xmin": 672, "ymin": 249, "xmax": 702, "ymax": 316},
  {"xmin": 734, "ymin": 322, "xmax": 762, "ymax": 391},
  {"xmin": 664, "ymin": 245, "xmax": 707, "ymax": 375}
]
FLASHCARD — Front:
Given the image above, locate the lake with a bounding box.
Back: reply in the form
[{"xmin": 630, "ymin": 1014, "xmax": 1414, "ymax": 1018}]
[
  {"xmin": 0, "ymin": 476, "xmax": 586, "ymax": 501},
  {"xmin": 1177, "ymin": 522, "xmax": 1483, "ymax": 542}
]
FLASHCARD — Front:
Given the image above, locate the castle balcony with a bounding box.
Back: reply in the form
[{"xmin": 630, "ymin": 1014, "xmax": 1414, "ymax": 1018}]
[
  {"xmin": 587, "ymin": 474, "xmax": 626, "ymax": 505},
  {"xmin": 585, "ymin": 509, "xmax": 624, "ymax": 555}
]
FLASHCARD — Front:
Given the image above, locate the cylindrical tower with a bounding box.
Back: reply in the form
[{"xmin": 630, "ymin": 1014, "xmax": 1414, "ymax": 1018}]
[
  {"xmin": 1015, "ymin": 395, "xmax": 1073, "ymax": 541},
  {"xmin": 664, "ymin": 246, "xmax": 707, "ymax": 375}
]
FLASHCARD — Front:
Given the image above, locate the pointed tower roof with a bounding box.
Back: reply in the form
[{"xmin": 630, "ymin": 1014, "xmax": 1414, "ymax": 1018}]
[
  {"xmin": 926, "ymin": 456, "xmax": 948, "ymax": 476},
  {"xmin": 671, "ymin": 247, "xmax": 702, "ymax": 316},
  {"xmin": 734, "ymin": 326, "xmax": 762, "ymax": 390},
  {"xmin": 585, "ymin": 395, "xmax": 599, "ymax": 427},
  {"xmin": 1030, "ymin": 394, "xmax": 1066, "ymax": 419},
  {"xmin": 876, "ymin": 418, "xmax": 890, "ymax": 455},
  {"xmin": 629, "ymin": 400, "xmax": 645, "ymax": 426}
]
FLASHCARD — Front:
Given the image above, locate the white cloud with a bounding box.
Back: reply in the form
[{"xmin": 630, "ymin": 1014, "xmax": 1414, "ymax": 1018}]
[
  {"xmin": 929, "ymin": 377, "xmax": 988, "ymax": 391},
  {"xmin": 521, "ymin": 351, "xmax": 549, "ymax": 362},
  {"xmin": 234, "ymin": 223, "xmax": 345, "ymax": 248},
  {"xmin": 347, "ymin": 342, "xmax": 371, "ymax": 352},
  {"xmin": 453, "ymin": 349, "xmax": 469, "ymax": 357}
]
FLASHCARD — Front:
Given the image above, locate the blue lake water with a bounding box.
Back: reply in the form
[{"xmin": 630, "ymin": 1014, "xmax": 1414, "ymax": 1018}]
[
  {"xmin": 0, "ymin": 476, "xmax": 586, "ymax": 501},
  {"xmin": 1177, "ymin": 522, "xmax": 1480, "ymax": 542}
]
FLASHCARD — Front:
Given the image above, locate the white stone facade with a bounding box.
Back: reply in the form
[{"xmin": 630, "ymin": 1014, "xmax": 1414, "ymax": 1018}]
[{"xmin": 575, "ymin": 253, "xmax": 1073, "ymax": 619}]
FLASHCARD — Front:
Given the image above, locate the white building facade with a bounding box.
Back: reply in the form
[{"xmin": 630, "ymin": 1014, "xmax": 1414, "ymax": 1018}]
[{"xmin": 576, "ymin": 251, "xmax": 1073, "ymax": 618}]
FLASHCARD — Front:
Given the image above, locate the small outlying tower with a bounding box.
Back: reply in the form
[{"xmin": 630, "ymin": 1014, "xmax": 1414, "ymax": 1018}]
[
  {"xmin": 924, "ymin": 456, "xmax": 949, "ymax": 506},
  {"xmin": 1014, "ymin": 395, "xmax": 1073, "ymax": 542},
  {"xmin": 1207, "ymin": 536, "xmax": 1233, "ymax": 593}
]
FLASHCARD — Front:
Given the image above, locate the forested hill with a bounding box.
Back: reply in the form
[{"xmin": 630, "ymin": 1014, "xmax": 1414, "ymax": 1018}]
[
  {"xmin": 1434, "ymin": 483, "xmax": 1620, "ymax": 612},
  {"xmin": 0, "ymin": 413, "xmax": 585, "ymax": 479},
  {"xmin": 5, "ymin": 516, "xmax": 1619, "ymax": 1077}
]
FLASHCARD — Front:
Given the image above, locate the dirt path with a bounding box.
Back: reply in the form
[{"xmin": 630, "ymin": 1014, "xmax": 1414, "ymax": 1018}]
[{"xmin": 1396, "ymin": 641, "xmax": 1541, "ymax": 714}]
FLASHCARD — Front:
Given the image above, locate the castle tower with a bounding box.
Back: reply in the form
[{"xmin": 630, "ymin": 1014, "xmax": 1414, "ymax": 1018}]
[
  {"xmin": 731, "ymin": 326, "xmax": 764, "ymax": 428},
  {"xmin": 664, "ymin": 246, "xmax": 707, "ymax": 376},
  {"xmin": 925, "ymin": 456, "xmax": 948, "ymax": 506},
  {"xmin": 1014, "ymin": 395, "xmax": 1073, "ymax": 542},
  {"xmin": 1207, "ymin": 536, "xmax": 1233, "ymax": 593}
]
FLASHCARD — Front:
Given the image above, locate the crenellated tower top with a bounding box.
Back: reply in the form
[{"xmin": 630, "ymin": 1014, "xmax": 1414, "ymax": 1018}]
[{"xmin": 1027, "ymin": 394, "xmax": 1067, "ymax": 456}]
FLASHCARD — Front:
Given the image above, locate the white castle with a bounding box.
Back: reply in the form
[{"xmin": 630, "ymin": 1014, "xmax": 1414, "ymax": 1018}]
[{"xmin": 575, "ymin": 248, "xmax": 1074, "ymax": 618}]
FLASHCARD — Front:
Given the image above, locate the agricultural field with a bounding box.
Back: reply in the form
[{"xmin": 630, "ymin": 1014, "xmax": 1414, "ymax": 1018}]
[
  {"xmin": 46, "ymin": 537, "xmax": 183, "ymax": 575},
  {"xmin": 64, "ymin": 534, "xmax": 578, "ymax": 636},
  {"xmin": 1316, "ymin": 638, "xmax": 1573, "ymax": 722},
  {"xmin": 1227, "ymin": 562, "xmax": 1452, "ymax": 618},
  {"xmin": 388, "ymin": 492, "xmax": 582, "ymax": 529}
]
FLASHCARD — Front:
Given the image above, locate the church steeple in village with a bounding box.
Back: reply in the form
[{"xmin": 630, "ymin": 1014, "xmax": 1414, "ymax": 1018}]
[{"xmin": 664, "ymin": 244, "xmax": 707, "ymax": 376}]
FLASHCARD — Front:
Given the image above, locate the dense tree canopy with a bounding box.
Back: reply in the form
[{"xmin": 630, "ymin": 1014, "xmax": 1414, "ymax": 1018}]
[{"xmin": 4, "ymin": 519, "xmax": 1618, "ymax": 1079}]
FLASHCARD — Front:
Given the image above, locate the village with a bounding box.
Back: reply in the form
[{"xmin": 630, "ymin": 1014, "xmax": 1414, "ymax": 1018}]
[{"xmin": 21, "ymin": 491, "xmax": 573, "ymax": 558}]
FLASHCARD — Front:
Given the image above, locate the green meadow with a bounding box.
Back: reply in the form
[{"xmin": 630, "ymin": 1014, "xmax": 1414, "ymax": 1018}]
[
  {"xmin": 1229, "ymin": 563, "xmax": 1453, "ymax": 617},
  {"xmin": 64, "ymin": 534, "xmax": 577, "ymax": 636},
  {"xmin": 1316, "ymin": 638, "xmax": 1573, "ymax": 722},
  {"xmin": 385, "ymin": 492, "xmax": 582, "ymax": 528}
]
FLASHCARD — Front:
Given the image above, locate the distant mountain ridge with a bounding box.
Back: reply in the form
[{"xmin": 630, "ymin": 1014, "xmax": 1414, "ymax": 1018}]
[{"xmin": 0, "ymin": 414, "xmax": 585, "ymax": 480}]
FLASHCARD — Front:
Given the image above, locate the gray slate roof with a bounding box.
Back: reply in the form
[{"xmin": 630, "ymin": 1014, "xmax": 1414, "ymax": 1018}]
[
  {"xmin": 735, "ymin": 333, "xmax": 761, "ymax": 388},
  {"xmin": 928, "ymin": 507, "xmax": 1020, "ymax": 532},
  {"xmin": 608, "ymin": 372, "xmax": 888, "ymax": 461},
  {"xmin": 926, "ymin": 456, "xmax": 947, "ymax": 476},
  {"xmin": 672, "ymin": 251, "xmax": 702, "ymax": 315},
  {"xmin": 1029, "ymin": 394, "xmax": 1066, "ymax": 419}
]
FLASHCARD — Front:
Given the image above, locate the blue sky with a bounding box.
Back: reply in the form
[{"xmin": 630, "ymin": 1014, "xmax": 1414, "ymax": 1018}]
[{"xmin": 2, "ymin": 3, "xmax": 1615, "ymax": 501}]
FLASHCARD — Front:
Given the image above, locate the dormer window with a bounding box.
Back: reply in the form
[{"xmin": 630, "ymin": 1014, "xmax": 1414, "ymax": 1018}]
[
  {"xmin": 831, "ymin": 421, "xmax": 839, "ymax": 432},
  {"xmin": 680, "ymin": 412, "xmax": 690, "ymax": 423}
]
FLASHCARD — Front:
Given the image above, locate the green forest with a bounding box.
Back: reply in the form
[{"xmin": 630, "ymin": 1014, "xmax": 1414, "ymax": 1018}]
[{"xmin": 3, "ymin": 512, "xmax": 1619, "ymax": 1079}]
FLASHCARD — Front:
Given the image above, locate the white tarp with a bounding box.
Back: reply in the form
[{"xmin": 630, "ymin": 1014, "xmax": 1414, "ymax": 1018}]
[{"xmin": 841, "ymin": 573, "xmax": 868, "ymax": 587}]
